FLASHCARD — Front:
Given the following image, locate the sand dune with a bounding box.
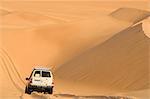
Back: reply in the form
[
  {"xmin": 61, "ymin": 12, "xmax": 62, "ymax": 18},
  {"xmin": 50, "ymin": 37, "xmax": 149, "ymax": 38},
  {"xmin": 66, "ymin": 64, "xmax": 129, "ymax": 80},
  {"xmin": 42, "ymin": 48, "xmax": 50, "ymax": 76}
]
[
  {"xmin": 1, "ymin": 8, "xmax": 137, "ymax": 78},
  {"xmin": 54, "ymin": 23, "xmax": 149, "ymax": 91},
  {"xmin": 0, "ymin": 1, "xmax": 149, "ymax": 99},
  {"xmin": 54, "ymin": 10, "xmax": 150, "ymax": 99}
]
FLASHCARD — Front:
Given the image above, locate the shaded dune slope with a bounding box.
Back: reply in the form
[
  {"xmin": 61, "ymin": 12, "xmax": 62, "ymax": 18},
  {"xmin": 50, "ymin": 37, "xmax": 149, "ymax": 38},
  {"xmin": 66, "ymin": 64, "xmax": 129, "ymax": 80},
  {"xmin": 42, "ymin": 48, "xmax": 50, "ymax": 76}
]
[
  {"xmin": 54, "ymin": 8, "xmax": 150, "ymax": 96},
  {"xmin": 55, "ymin": 23, "xmax": 149, "ymax": 93}
]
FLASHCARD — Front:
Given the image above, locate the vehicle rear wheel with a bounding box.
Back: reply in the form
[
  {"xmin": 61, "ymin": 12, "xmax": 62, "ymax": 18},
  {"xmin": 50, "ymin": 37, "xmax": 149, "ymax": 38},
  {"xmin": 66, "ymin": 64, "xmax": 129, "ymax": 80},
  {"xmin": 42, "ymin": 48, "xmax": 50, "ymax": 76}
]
[
  {"xmin": 48, "ymin": 87, "xmax": 53, "ymax": 94},
  {"xmin": 25, "ymin": 86, "xmax": 32, "ymax": 94}
]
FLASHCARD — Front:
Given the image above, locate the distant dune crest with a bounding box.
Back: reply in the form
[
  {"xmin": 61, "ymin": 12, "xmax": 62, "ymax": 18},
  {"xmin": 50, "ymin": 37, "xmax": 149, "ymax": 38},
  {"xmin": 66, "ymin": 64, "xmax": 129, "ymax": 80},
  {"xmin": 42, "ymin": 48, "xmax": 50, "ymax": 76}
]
[
  {"xmin": 110, "ymin": 8, "xmax": 150, "ymax": 24},
  {"xmin": 0, "ymin": 9, "xmax": 10, "ymax": 16}
]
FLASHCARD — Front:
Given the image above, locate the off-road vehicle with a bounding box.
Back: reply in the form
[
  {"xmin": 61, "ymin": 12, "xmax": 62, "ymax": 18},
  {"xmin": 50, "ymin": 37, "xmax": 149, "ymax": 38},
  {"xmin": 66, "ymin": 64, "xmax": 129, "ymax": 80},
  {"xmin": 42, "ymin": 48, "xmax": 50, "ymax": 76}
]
[{"xmin": 25, "ymin": 68, "xmax": 54, "ymax": 94}]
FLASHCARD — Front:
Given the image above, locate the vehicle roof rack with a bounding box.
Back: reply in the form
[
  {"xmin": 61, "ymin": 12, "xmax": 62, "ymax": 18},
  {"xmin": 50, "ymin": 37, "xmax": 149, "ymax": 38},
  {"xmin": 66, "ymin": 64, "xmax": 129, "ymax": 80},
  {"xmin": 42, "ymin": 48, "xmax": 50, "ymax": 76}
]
[{"xmin": 33, "ymin": 67, "xmax": 50, "ymax": 71}]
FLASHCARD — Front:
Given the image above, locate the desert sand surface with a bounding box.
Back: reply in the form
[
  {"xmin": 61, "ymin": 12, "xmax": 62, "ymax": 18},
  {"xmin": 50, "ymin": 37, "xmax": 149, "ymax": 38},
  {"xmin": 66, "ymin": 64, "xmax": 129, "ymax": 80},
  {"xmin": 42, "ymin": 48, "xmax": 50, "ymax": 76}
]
[{"xmin": 0, "ymin": 1, "xmax": 150, "ymax": 99}]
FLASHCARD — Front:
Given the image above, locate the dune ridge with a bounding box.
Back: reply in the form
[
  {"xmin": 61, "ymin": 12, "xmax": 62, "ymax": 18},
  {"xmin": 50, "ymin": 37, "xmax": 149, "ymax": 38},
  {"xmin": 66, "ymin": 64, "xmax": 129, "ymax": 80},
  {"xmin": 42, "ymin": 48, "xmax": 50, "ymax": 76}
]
[
  {"xmin": 0, "ymin": 9, "xmax": 10, "ymax": 16},
  {"xmin": 54, "ymin": 9, "xmax": 150, "ymax": 98},
  {"xmin": 55, "ymin": 23, "xmax": 149, "ymax": 97},
  {"xmin": 110, "ymin": 8, "xmax": 150, "ymax": 24}
]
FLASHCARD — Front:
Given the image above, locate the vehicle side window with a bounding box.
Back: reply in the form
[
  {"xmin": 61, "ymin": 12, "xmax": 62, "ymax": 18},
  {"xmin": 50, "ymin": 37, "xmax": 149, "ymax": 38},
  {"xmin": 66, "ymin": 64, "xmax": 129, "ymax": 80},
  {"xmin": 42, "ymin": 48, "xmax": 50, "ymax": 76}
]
[
  {"xmin": 34, "ymin": 71, "xmax": 41, "ymax": 77},
  {"xmin": 42, "ymin": 71, "xmax": 51, "ymax": 77}
]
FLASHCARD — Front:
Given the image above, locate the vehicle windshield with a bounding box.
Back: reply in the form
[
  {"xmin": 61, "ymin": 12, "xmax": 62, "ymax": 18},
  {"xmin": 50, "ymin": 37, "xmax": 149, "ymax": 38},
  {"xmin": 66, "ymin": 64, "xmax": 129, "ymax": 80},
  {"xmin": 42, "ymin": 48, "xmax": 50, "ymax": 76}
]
[{"xmin": 42, "ymin": 71, "xmax": 51, "ymax": 77}]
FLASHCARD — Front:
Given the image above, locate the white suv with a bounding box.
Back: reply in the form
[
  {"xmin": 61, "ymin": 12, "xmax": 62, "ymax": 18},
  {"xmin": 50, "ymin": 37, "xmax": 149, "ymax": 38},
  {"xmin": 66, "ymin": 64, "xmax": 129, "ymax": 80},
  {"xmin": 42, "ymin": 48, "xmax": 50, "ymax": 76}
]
[{"xmin": 25, "ymin": 68, "xmax": 54, "ymax": 94}]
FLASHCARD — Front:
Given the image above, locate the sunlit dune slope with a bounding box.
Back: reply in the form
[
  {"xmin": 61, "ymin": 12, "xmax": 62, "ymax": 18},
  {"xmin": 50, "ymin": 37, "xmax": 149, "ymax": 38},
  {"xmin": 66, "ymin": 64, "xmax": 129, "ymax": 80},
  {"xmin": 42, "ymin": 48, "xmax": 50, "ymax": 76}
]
[{"xmin": 1, "ymin": 11, "xmax": 66, "ymax": 28}]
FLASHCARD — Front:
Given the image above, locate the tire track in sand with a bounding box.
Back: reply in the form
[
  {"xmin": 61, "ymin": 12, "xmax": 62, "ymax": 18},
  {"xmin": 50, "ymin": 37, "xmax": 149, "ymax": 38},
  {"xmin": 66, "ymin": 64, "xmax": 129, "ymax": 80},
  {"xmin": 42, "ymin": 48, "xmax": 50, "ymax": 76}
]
[
  {"xmin": 0, "ymin": 48, "xmax": 24, "ymax": 99},
  {"xmin": 0, "ymin": 48, "xmax": 26, "ymax": 85},
  {"xmin": 0, "ymin": 57, "xmax": 23, "ymax": 92},
  {"xmin": 0, "ymin": 48, "xmax": 52, "ymax": 99}
]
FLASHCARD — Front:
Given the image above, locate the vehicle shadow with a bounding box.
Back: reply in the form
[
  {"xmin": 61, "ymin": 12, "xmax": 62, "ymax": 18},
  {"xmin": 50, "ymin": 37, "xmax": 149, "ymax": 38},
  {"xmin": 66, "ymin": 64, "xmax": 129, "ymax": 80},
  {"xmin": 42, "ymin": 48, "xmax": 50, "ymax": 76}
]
[
  {"xmin": 31, "ymin": 92, "xmax": 50, "ymax": 99},
  {"xmin": 54, "ymin": 93, "xmax": 133, "ymax": 99},
  {"xmin": 23, "ymin": 92, "xmax": 134, "ymax": 99}
]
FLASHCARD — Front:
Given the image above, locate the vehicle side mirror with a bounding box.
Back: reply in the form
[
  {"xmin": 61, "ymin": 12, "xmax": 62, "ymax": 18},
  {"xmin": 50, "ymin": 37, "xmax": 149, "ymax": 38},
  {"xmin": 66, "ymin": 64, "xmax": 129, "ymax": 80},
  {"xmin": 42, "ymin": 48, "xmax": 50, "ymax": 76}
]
[{"xmin": 26, "ymin": 77, "xmax": 29, "ymax": 80}]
